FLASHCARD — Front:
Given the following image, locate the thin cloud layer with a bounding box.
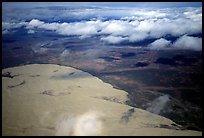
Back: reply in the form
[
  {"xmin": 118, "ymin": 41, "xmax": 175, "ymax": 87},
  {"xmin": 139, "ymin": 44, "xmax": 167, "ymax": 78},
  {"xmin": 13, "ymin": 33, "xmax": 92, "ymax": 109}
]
[
  {"xmin": 101, "ymin": 35, "xmax": 128, "ymax": 44},
  {"xmin": 2, "ymin": 21, "xmax": 28, "ymax": 34}
]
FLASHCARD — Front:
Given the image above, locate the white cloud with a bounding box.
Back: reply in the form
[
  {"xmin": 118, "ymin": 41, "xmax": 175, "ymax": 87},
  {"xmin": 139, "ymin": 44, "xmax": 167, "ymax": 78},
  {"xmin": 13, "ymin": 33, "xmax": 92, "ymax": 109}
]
[
  {"xmin": 146, "ymin": 95, "xmax": 170, "ymax": 115},
  {"xmin": 128, "ymin": 32, "xmax": 149, "ymax": 42},
  {"xmin": 2, "ymin": 21, "xmax": 27, "ymax": 34},
  {"xmin": 183, "ymin": 7, "xmax": 202, "ymax": 21},
  {"xmin": 149, "ymin": 35, "xmax": 202, "ymax": 51},
  {"xmin": 27, "ymin": 29, "xmax": 35, "ymax": 34},
  {"xmin": 27, "ymin": 19, "xmax": 44, "ymax": 27},
  {"xmin": 149, "ymin": 38, "xmax": 171, "ymax": 50},
  {"xmin": 2, "ymin": 29, "xmax": 9, "ymax": 34},
  {"xmin": 129, "ymin": 20, "xmax": 140, "ymax": 26},
  {"xmin": 26, "ymin": 19, "xmax": 107, "ymax": 37},
  {"xmin": 137, "ymin": 20, "xmax": 153, "ymax": 33},
  {"xmin": 184, "ymin": 11, "xmax": 202, "ymax": 21},
  {"xmin": 137, "ymin": 18, "xmax": 202, "ymax": 38},
  {"xmin": 100, "ymin": 35, "xmax": 128, "ymax": 44},
  {"xmin": 60, "ymin": 49, "xmax": 71, "ymax": 57},
  {"xmin": 100, "ymin": 20, "xmax": 133, "ymax": 36},
  {"xmin": 27, "ymin": 17, "xmax": 201, "ymax": 42},
  {"xmin": 2, "ymin": 7, "xmax": 202, "ymax": 51},
  {"xmin": 132, "ymin": 10, "xmax": 167, "ymax": 19},
  {"xmin": 173, "ymin": 35, "xmax": 202, "ymax": 51}
]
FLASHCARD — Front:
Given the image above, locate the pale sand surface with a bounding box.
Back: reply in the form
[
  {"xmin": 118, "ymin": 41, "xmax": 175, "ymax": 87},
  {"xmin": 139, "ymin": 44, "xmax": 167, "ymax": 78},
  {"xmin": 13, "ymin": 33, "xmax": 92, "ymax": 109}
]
[{"xmin": 2, "ymin": 64, "xmax": 202, "ymax": 136}]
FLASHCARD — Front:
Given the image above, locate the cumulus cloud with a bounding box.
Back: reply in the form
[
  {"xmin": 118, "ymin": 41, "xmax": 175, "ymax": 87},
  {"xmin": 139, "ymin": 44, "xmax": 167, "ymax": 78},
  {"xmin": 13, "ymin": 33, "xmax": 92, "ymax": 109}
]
[
  {"xmin": 149, "ymin": 35, "xmax": 202, "ymax": 51},
  {"xmin": 100, "ymin": 20, "xmax": 133, "ymax": 36},
  {"xmin": 56, "ymin": 20, "xmax": 103, "ymax": 37},
  {"xmin": 27, "ymin": 19, "xmax": 44, "ymax": 27},
  {"xmin": 137, "ymin": 18, "xmax": 202, "ymax": 38},
  {"xmin": 2, "ymin": 6, "xmax": 202, "ymax": 51},
  {"xmin": 173, "ymin": 35, "xmax": 202, "ymax": 51},
  {"xmin": 26, "ymin": 19, "xmax": 107, "ymax": 37},
  {"xmin": 24, "ymin": 15, "xmax": 201, "ymax": 41},
  {"xmin": 100, "ymin": 35, "xmax": 128, "ymax": 44},
  {"xmin": 128, "ymin": 32, "xmax": 149, "ymax": 42},
  {"xmin": 149, "ymin": 38, "xmax": 171, "ymax": 50}
]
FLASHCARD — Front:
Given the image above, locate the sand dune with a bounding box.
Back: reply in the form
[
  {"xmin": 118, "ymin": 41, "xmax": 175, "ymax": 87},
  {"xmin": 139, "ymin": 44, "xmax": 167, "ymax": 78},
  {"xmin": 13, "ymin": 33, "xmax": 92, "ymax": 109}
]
[{"xmin": 2, "ymin": 64, "xmax": 202, "ymax": 136}]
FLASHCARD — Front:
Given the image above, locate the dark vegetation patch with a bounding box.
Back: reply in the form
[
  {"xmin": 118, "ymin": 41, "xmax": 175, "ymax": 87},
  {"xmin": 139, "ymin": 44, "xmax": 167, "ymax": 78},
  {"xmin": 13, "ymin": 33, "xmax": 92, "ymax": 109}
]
[
  {"xmin": 117, "ymin": 38, "xmax": 157, "ymax": 46},
  {"xmin": 180, "ymin": 89, "xmax": 202, "ymax": 106},
  {"xmin": 69, "ymin": 72, "xmax": 75, "ymax": 76},
  {"xmin": 121, "ymin": 52, "xmax": 136, "ymax": 58},
  {"xmin": 2, "ymin": 72, "xmax": 20, "ymax": 78},
  {"xmin": 166, "ymin": 111, "xmax": 203, "ymax": 131},
  {"xmin": 40, "ymin": 90, "xmax": 71, "ymax": 96},
  {"xmin": 65, "ymin": 46, "xmax": 76, "ymax": 49},
  {"xmin": 29, "ymin": 75, "xmax": 40, "ymax": 77},
  {"xmin": 63, "ymin": 41, "xmax": 77, "ymax": 45},
  {"xmin": 2, "ymin": 39, "xmax": 16, "ymax": 43},
  {"xmin": 99, "ymin": 56, "xmax": 120, "ymax": 62},
  {"xmin": 94, "ymin": 96, "xmax": 124, "ymax": 104},
  {"xmin": 50, "ymin": 72, "xmax": 88, "ymax": 80},
  {"xmin": 99, "ymin": 69, "xmax": 194, "ymax": 87},
  {"xmin": 155, "ymin": 58, "xmax": 175, "ymax": 65},
  {"xmin": 126, "ymin": 89, "xmax": 202, "ymax": 131},
  {"xmin": 155, "ymin": 55, "xmax": 198, "ymax": 66},
  {"xmin": 156, "ymin": 124, "xmax": 183, "ymax": 130},
  {"xmin": 40, "ymin": 90, "xmax": 54, "ymax": 96},
  {"xmin": 134, "ymin": 62, "xmax": 149, "ymax": 67},
  {"xmin": 158, "ymin": 88, "xmax": 202, "ymax": 107},
  {"xmin": 120, "ymin": 108, "xmax": 135, "ymax": 124},
  {"xmin": 8, "ymin": 80, "xmax": 26, "ymax": 88},
  {"xmin": 12, "ymin": 47, "xmax": 23, "ymax": 50}
]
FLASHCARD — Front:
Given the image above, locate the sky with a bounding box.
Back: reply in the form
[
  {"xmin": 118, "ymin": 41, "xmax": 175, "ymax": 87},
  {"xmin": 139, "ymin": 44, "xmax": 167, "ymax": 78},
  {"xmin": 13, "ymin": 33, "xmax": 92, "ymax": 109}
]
[
  {"xmin": 2, "ymin": 2, "xmax": 202, "ymax": 8},
  {"xmin": 2, "ymin": 2, "xmax": 202, "ymax": 51}
]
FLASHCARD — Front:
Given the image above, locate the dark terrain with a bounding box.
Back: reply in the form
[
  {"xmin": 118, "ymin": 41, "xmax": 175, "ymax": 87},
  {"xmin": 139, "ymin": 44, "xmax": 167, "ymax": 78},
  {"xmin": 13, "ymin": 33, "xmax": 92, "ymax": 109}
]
[{"xmin": 2, "ymin": 31, "xmax": 202, "ymax": 131}]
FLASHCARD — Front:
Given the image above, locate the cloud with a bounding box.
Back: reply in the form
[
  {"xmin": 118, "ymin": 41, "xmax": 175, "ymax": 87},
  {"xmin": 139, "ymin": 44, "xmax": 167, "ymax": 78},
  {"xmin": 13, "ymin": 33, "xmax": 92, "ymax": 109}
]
[
  {"xmin": 149, "ymin": 38, "xmax": 171, "ymax": 50},
  {"xmin": 146, "ymin": 95, "xmax": 170, "ymax": 115},
  {"xmin": 26, "ymin": 19, "xmax": 107, "ymax": 37},
  {"xmin": 56, "ymin": 20, "xmax": 103, "ymax": 37},
  {"xmin": 60, "ymin": 49, "xmax": 71, "ymax": 57},
  {"xmin": 100, "ymin": 35, "xmax": 128, "ymax": 44},
  {"xmin": 149, "ymin": 35, "xmax": 202, "ymax": 51},
  {"xmin": 24, "ymin": 15, "xmax": 201, "ymax": 41},
  {"xmin": 132, "ymin": 10, "xmax": 168, "ymax": 19},
  {"xmin": 2, "ymin": 21, "xmax": 27, "ymax": 34},
  {"xmin": 27, "ymin": 19, "xmax": 44, "ymax": 27},
  {"xmin": 100, "ymin": 20, "xmax": 133, "ymax": 36},
  {"xmin": 173, "ymin": 35, "xmax": 202, "ymax": 51},
  {"xmin": 137, "ymin": 18, "xmax": 202, "ymax": 38},
  {"xmin": 2, "ymin": 6, "xmax": 202, "ymax": 51},
  {"xmin": 28, "ymin": 5, "xmax": 201, "ymax": 39},
  {"xmin": 128, "ymin": 32, "xmax": 149, "ymax": 42},
  {"xmin": 183, "ymin": 7, "xmax": 202, "ymax": 21},
  {"xmin": 27, "ymin": 29, "xmax": 35, "ymax": 34}
]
